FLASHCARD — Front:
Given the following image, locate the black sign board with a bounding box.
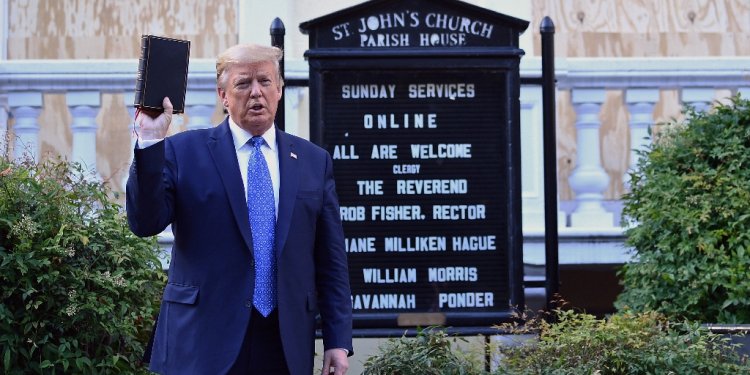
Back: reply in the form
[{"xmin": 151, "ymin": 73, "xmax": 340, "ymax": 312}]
[{"xmin": 301, "ymin": 0, "xmax": 529, "ymax": 329}]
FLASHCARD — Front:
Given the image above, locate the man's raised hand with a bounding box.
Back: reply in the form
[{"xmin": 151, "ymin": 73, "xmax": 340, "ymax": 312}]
[{"xmin": 137, "ymin": 97, "xmax": 173, "ymax": 140}]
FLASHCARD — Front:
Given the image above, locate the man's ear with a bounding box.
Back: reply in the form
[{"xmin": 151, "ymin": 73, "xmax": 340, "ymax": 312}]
[{"xmin": 217, "ymin": 87, "xmax": 227, "ymax": 107}]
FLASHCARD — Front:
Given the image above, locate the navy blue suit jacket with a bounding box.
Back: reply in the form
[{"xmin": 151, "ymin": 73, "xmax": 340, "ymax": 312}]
[{"xmin": 126, "ymin": 119, "xmax": 353, "ymax": 374}]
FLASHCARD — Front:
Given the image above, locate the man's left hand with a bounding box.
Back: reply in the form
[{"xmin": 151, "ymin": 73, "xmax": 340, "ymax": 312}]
[{"xmin": 322, "ymin": 348, "xmax": 349, "ymax": 375}]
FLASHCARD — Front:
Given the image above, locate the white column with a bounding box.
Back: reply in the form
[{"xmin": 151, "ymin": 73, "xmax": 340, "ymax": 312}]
[
  {"xmin": 0, "ymin": 95, "xmax": 8, "ymax": 157},
  {"xmin": 682, "ymin": 87, "xmax": 715, "ymax": 114},
  {"xmin": 569, "ymin": 88, "xmax": 613, "ymax": 228},
  {"xmin": 66, "ymin": 91, "xmax": 101, "ymax": 175},
  {"xmin": 9, "ymin": 92, "xmax": 43, "ymax": 162},
  {"xmin": 123, "ymin": 92, "xmax": 137, "ymax": 149},
  {"xmin": 624, "ymin": 88, "xmax": 659, "ymax": 189},
  {"xmin": 284, "ymin": 86, "xmax": 305, "ymax": 137},
  {"xmin": 239, "ymin": 2, "xmax": 289, "ymax": 46},
  {"xmin": 520, "ymin": 86, "xmax": 564, "ymax": 230},
  {"xmin": 122, "ymin": 92, "xmax": 137, "ymax": 192},
  {"xmin": 185, "ymin": 90, "xmax": 217, "ymax": 130},
  {"xmin": 483, "ymin": 1, "xmax": 533, "ymax": 56}
]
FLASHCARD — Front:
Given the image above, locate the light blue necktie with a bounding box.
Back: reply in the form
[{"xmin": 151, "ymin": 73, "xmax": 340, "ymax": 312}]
[{"xmin": 247, "ymin": 136, "xmax": 276, "ymax": 317}]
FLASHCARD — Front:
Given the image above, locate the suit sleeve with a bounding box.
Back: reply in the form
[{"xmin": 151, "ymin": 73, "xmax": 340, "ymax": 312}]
[
  {"xmin": 126, "ymin": 139, "xmax": 177, "ymax": 237},
  {"xmin": 314, "ymin": 152, "xmax": 354, "ymax": 356}
]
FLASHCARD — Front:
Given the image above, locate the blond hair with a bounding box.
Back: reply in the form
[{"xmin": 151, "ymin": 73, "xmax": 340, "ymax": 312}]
[{"xmin": 216, "ymin": 44, "xmax": 284, "ymax": 89}]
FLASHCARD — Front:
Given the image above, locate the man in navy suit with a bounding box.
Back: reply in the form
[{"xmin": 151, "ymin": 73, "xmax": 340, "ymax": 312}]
[{"xmin": 127, "ymin": 44, "xmax": 353, "ymax": 374}]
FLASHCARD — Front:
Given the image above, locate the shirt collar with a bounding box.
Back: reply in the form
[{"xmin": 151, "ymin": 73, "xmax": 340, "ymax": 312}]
[{"xmin": 228, "ymin": 116, "xmax": 277, "ymax": 152}]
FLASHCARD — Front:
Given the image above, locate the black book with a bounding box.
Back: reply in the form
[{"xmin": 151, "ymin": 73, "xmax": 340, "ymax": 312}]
[{"xmin": 134, "ymin": 35, "xmax": 191, "ymax": 114}]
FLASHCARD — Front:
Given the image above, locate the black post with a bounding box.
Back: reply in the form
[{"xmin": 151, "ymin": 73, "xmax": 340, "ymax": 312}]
[
  {"xmin": 270, "ymin": 17, "xmax": 286, "ymax": 131},
  {"xmin": 540, "ymin": 16, "xmax": 560, "ymax": 311}
]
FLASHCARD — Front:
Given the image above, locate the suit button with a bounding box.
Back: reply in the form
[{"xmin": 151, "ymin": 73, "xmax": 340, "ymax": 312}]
[{"xmin": 245, "ymin": 300, "xmax": 253, "ymax": 308}]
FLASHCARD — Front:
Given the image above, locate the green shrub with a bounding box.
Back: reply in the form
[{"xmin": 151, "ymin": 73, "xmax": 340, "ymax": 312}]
[
  {"xmin": 362, "ymin": 327, "xmax": 484, "ymax": 375},
  {"xmin": 0, "ymin": 156, "xmax": 166, "ymax": 374},
  {"xmin": 616, "ymin": 96, "xmax": 750, "ymax": 323},
  {"xmin": 495, "ymin": 310, "xmax": 749, "ymax": 374}
]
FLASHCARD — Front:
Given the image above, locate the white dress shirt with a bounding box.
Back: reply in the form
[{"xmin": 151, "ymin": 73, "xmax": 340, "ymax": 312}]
[
  {"xmin": 136, "ymin": 119, "xmax": 281, "ymax": 218},
  {"xmin": 227, "ymin": 118, "xmax": 280, "ymax": 218}
]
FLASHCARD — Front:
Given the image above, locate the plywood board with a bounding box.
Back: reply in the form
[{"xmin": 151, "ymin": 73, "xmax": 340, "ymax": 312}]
[
  {"xmin": 531, "ymin": 0, "xmax": 750, "ymax": 57},
  {"xmin": 8, "ymin": 0, "xmax": 237, "ymax": 59}
]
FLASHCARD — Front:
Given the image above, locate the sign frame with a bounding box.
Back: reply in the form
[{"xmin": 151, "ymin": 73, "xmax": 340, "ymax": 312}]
[{"xmin": 301, "ymin": 0, "xmax": 529, "ymax": 330}]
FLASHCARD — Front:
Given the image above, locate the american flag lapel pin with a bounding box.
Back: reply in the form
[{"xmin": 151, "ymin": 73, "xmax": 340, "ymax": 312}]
[{"xmin": 290, "ymin": 152, "xmax": 297, "ymax": 159}]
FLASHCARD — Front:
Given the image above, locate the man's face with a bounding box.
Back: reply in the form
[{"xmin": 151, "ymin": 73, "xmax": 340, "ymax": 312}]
[{"xmin": 217, "ymin": 61, "xmax": 282, "ymax": 135}]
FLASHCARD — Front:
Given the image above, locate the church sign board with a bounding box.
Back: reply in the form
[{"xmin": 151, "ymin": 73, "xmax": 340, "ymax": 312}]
[{"xmin": 301, "ymin": 0, "xmax": 529, "ymax": 329}]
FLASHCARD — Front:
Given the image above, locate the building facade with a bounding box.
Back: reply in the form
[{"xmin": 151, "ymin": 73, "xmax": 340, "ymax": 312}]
[{"xmin": 2, "ymin": 0, "xmax": 749, "ymax": 372}]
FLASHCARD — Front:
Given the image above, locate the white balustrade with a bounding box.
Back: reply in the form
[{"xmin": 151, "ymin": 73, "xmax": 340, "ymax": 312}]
[
  {"xmin": 568, "ymin": 88, "xmax": 613, "ymax": 228},
  {"xmin": 122, "ymin": 91, "xmax": 137, "ymax": 148},
  {"xmin": 624, "ymin": 88, "xmax": 659, "ymax": 189},
  {"xmin": 66, "ymin": 91, "xmax": 101, "ymax": 176},
  {"xmin": 8, "ymin": 92, "xmax": 43, "ymax": 162},
  {"xmin": 519, "ymin": 86, "xmax": 547, "ymax": 231},
  {"xmin": 0, "ymin": 57, "xmax": 748, "ymax": 241},
  {"xmin": 283, "ymin": 85, "xmax": 306, "ymax": 137},
  {"xmin": 682, "ymin": 87, "xmax": 715, "ymax": 113},
  {"xmin": 122, "ymin": 92, "xmax": 137, "ymax": 192},
  {"xmin": 0, "ymin": 96, "xmax": 8, "ymax": 157}
]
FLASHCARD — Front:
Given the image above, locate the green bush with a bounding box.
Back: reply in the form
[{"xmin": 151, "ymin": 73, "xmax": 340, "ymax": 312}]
[
  {"xmin": 616, "ymin": 96, "xmax": 750, "ymax": 323},
  {"xmin": 0, "ymin": 156, "xmax": 166, "ymax": 374},
  {"xmin": 360, "ymin": 311, "xmax": 748, "ymax": 374},
  {"xmin": 495, "ymin": 310, "xmax": 749, "ymax": 374},
  {"xmin": 362, "ymin": 327, "xmax": 484, "ymax": 375}
]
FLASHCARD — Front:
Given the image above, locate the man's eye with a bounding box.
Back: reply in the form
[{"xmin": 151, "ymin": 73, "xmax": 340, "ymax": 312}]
[{"xmin": 261, "ymin": 79, "xmax": 272, "ymax": 86}]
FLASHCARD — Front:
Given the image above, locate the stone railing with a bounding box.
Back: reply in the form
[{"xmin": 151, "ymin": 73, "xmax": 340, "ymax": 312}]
[
  {"xmin": 0, "ymin": 59, "xmax": 308, "ymax": 192},
  {"xmin": 2, "ymin": 57, "xmax": 749, "ymax": 266},
  {"xmin": 556, "ymin": 57, "xmax": 750, "ymax": 231},
  {"xmin": 528, "ymin": 57, "xmax": 749, "ymax": 265}
]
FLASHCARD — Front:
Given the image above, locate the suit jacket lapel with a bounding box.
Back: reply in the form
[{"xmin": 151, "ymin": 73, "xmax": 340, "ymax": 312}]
[
  {"xmin": 208, "ymin": 119, "xmax": 254, "ymax": 252},
  {"xmin": 275, "ymin": 129, "xmax": 299, "ymax": 258}
]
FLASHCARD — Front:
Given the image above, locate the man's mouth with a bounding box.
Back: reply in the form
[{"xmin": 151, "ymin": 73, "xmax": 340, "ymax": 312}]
[{"xmin": 250, "ymin": 103, "xmax": 264, "ymax": 111}]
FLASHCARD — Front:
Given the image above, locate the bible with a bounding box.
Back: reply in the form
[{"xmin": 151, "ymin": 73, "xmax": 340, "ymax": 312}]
[{"xmin": 134, "ymin": 35, "xmax": 191, "ymax": 114}]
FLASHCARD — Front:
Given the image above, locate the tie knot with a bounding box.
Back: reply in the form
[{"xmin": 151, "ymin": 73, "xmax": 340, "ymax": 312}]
[{"xmin": 250, "ymin": 136, "xmax": 265, "ymax": 149}]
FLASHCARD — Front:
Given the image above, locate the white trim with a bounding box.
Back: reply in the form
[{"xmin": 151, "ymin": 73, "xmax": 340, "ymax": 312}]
[
  {"xmin": 476, "ymin": 0, "xmax": 534, "ymax": 56},
  {"xmin": 237, "ymin": 0, "xmax": 253, "ymax": 44},
  {"xmin": 524, "ymin": 228, "xmax": 629, "ymax": 265},
  {"xmin": 3, "ymin": 57, "xmax": 749, "ymax": 91},
  {"xmin": 557, "ymin": 57, "xmax": 750, "ymax": 89},
  {"xmin": 237, "ymin": 0, "xmax": 290, "ymax": 47},
  {"xmin": 1, "ymin": 0, "xmax": 8, "ymax": 60},
  {"xmin": 0, "ymin": 59, "xmax": 218, "ymax": 91}
]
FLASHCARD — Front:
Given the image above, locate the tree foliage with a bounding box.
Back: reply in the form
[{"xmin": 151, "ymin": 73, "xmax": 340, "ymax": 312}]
[{"xmin": 616, "ymin": 96, "xmax": 750, "ymax": 323}]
